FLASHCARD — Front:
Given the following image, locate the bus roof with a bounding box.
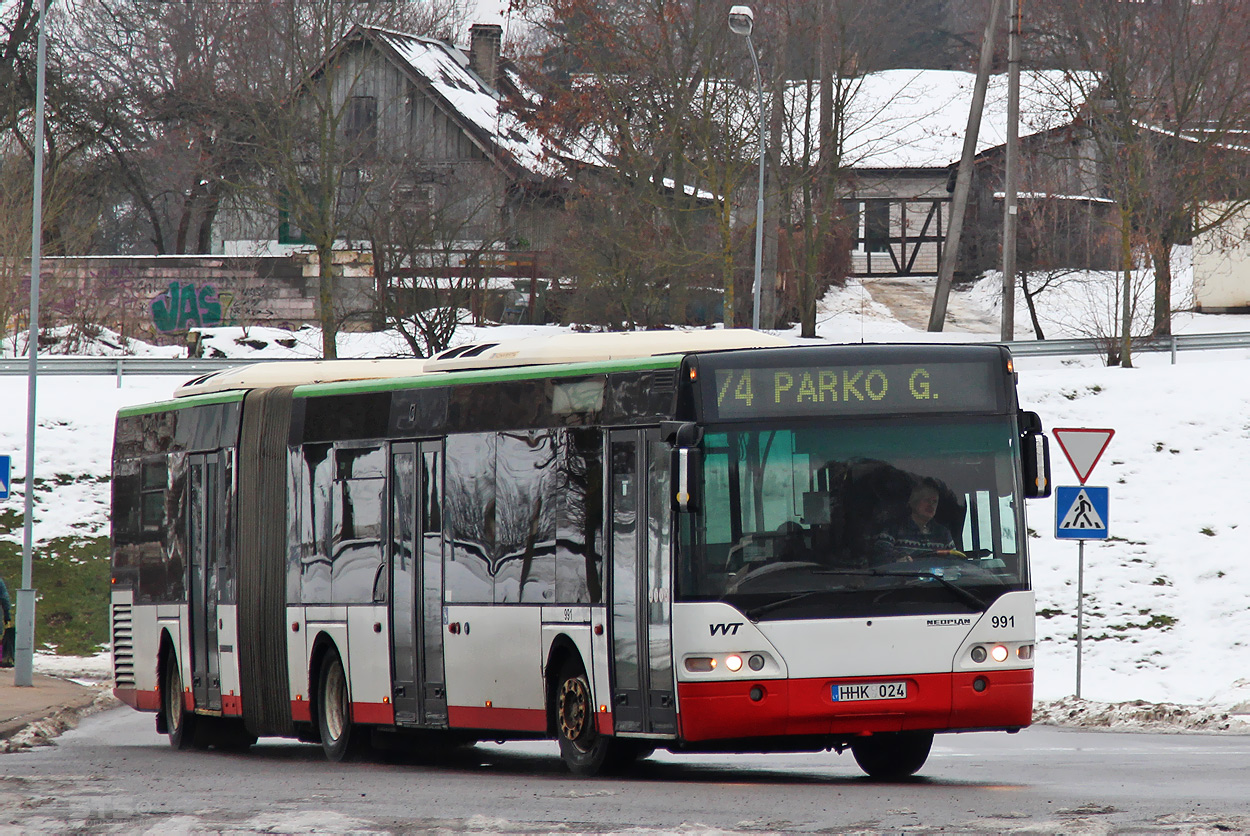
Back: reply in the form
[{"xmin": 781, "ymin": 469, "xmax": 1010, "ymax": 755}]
[
  {"xmin": 174, "ymin": 358, "xmax": 429, "ymax": 398},
  {"xmin": 172, "ymin": 331, "xmax": 792, "ymax": 398},
  {"xmin": 423, "ymin": 330, "xmax": 793, "ymax": 372}
]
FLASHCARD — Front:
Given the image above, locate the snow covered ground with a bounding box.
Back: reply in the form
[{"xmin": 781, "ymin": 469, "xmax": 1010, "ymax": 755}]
[{"xmin": 6, "ymin": 251, "xmax": 1250, "ymax": 731}]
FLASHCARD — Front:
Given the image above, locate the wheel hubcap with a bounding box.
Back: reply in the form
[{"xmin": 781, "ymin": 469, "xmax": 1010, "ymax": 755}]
[
  {"xmin": 558, "ymin": 675, "xmax": 591, "ymax": 749},
  {"xmin": 324, "ymin": 659, "xmax": 347, "ymax": 741},
  {"xmin": 167, "ymin": 666, "xmax": 182, "ymax": 729}
]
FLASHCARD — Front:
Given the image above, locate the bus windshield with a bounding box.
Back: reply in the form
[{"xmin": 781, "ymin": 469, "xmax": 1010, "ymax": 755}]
[{"xmin": 677, "ymin": 417, "xmax": 1027, "ymax": 620}]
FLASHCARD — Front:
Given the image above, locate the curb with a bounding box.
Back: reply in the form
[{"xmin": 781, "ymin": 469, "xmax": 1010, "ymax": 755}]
[{"xmin": 0, "ymin": 685, "xmax": 121, "ymax": 753}]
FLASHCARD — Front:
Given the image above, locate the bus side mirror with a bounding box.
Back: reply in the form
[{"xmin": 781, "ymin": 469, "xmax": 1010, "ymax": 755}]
[
  {"xmin": 1019, "ymin": 411, "xmax": 1051, "ymax": 498},
  {"xmin": 671, "ymin": 446, "xmax": 702, "ymax": 513}
]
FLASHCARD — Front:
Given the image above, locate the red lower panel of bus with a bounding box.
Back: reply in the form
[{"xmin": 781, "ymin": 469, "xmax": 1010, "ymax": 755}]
[
  {"xmin": 676, "ymin": 669, "xmax": 1033, "ymax": 742},
  {"xmin": 447, "ymin": 705, "xmax": 548, "ymax": 733},
  {"xmin": 288, "ymin": 701, "xmax": 394, "ymax": 726},
  {"xmin": 352, "ymin": 702, "xmax": 394, "ymax": 725},
  {"xmin": 115, "ymin": 686, "xmax": 159, "ymax": 711}
]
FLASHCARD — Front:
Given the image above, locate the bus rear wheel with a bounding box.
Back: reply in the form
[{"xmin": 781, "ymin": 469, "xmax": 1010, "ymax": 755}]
[
  {"xmin": 162, "ymin": 657, "xmax": 198, "ymax": 750},
  {"xmin": 316, "ymin": 648, "xmax": 364, "ymax": 762},
  {"xmin": 555, "ymin": 662, "xmax": 634, "ymax": 776},
  {"xmin": 850, "ymin": 731, "xmax": 934, "ymax": 780}
]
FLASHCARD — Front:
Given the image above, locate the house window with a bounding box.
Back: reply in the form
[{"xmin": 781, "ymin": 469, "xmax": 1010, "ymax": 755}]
[
  {"xmin": 859, "ymin": 201, "xmax": 891, "ymax": 253},
  {"xmin": 345, "ymin": 95, "xmax": 377, "ymax": 156}
]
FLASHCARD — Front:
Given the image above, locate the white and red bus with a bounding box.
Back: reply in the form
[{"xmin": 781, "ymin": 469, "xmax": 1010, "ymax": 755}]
[{"xmin": 110, "ymin": 331, "xmax": 1051, "ymax": 778}]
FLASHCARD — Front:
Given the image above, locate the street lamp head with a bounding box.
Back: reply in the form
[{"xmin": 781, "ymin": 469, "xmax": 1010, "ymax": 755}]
[{"xmin": 728, "ymin": 5, "xmax": 754, "ymax": 36}]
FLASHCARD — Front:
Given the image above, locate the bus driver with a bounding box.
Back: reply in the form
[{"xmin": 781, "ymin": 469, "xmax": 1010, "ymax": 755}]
[{"xmin": 873, "ymin": 478, "xmax": 964, "ymax": 563}]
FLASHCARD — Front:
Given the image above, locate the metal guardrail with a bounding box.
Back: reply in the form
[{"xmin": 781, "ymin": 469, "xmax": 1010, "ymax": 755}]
[
  {"xmin": 0, "ymin": 331, "xmax": 1247, "ymax": 380},
  {"xmin": 1002, "ymin": 330, "xmax": 1250, "ymax": 360}
]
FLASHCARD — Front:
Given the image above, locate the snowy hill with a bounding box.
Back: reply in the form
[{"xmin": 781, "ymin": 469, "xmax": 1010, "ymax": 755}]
[{"xmin": 3, "ymin": 264, "xmax": 1250, "ymax": 723}]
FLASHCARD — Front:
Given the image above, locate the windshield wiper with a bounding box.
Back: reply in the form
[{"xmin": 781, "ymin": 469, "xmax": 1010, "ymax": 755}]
[
  {"xmin": 873, "ymin": 569, "xmax": 988, "ymax": 611},
  {"xmin": 741, "ymin": 570, "xmax": 875, "ymax": 619}
]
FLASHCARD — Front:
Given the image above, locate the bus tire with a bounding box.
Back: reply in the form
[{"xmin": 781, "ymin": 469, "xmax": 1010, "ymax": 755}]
[
  {"xmin": 850, "ymin": 731, "xmax": 934, "ymax": 780},
  {"xmin": 316, "ymin": 647, "xmax": 363, "ymax": 762},
  {"xmin": 162, "ymin": 656, "xmax": 198, "ymax": 750},
  {"xmin": 555, "ymin": 661, "xmax": 629, "ymax": 776}
]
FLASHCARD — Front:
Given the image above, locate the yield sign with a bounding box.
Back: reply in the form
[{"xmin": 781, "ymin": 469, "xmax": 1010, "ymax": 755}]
[{"xmin": 1052, "ymin": 427, "xmax": 1114, "ymax": 485}]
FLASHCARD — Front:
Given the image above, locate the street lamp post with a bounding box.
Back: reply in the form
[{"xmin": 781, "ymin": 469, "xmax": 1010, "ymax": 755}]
[
  {"xmin": 16, "ymin": 0, "xmax": 49, "ymax": 688},
  {"xmin": 729, "ymin": 5, "xmax": 765, "ymax": 331}
]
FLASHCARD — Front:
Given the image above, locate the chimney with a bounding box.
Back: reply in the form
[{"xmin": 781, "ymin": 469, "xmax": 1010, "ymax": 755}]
[{"xmin": 468, "ymin": 23, "xmax": 503, "ymax": 91}]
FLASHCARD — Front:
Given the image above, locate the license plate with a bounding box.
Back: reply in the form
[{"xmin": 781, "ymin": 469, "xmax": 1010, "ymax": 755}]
[{"xmin": 832, "ymin": 681, "xmax": 908, "ymax": 702}]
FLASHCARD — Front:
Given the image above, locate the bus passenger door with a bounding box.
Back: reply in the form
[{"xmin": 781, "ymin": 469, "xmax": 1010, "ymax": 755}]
[
  {"xmin": 187, "ymin": 452, "xmax": 223, "ymax": 712},
  {"xmin": 389, "ymin": 441, "xmax": 447, "ymax": 727},
  {"xmin": 607, "ymin": 430, "xmax": 676, "ymax": 737}
]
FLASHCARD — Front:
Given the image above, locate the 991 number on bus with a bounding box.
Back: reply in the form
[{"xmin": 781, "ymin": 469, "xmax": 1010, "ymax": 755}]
[{"xmin": 991, "ymin": 615, "xmax": 1015, "ymax": 629}]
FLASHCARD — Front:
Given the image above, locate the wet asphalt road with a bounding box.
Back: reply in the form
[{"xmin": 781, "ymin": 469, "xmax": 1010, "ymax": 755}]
[{"xmin": 2, "ymin": 706, "xmax": 1250, "ymax": 834}]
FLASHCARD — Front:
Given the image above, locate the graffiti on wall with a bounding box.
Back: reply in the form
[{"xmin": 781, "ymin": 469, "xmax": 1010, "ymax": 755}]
[
  {"xmin": 151, "ymin": 282, "xmax": 224, "ymax": 333},
  {"xmin": 150, "ymin": 281, "xmax": 285, "ymax": 333}
]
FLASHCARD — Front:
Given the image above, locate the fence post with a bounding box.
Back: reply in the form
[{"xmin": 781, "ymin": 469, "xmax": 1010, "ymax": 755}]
[{"xmin": 116, "ymin": 358, "xmax": 123, "ymax": 388}]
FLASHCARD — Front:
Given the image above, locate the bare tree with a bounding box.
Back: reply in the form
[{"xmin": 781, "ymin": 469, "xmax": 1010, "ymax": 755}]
[
  {"xmin": 238, "ymin": 0, "xmax": 470, "ymax": 357},
  {"xmin": 72, "ymin": 0, "xmax": 274, "ymax": 254},
  {"xmin": 514, "ymin": 0, "xmax": 749, "ymax": 327},
  {"xmin": 362, "ymin": 159, "xmax": 514, "ymax": 356},
  {"xmin": 1034, "ymin": 0, "xmax": 1250, "ymax": 358}
]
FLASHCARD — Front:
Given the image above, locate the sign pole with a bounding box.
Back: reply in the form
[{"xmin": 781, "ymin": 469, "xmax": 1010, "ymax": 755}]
[
  {"xmin": 14, "ymin": 0, "xmax": 49, "ymax": 689},
  {"xmin": 1052, "ymin": 428, "xmax": 1115, "ymax": 703},
  {"xmin": 1076, "ymin": 539, "xmax": 1084, "ymax": 699}
]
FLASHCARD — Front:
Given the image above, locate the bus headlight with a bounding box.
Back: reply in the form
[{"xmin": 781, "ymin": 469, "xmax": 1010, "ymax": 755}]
[
  {"xmin": 685, "ymin": 657, "xmax": 716, "ymax": 672},
  {"xmin": 725, "ymin": 654, "xmax": 743, "ymax": 672},
  {"xmin": 970, "ymin": 646, "xmax": 987, "ymax": 663},
  {"xmin": 1017, "ymin": 644, "xmax": 1034, "ymax": 660},
  {"xmin": 990, "ymin": 644, "xmax": 1010, "ymax": 663}
]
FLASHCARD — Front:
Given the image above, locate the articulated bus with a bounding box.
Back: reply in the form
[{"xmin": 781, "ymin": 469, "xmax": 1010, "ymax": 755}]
[{"xmin": 110, "ymin": 330, "xmax": 1052, "ymax": 778}]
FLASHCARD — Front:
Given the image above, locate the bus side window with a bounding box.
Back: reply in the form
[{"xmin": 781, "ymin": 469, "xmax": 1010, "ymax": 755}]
[
  {"xmin": 331, "ymin": 446, "xmax": 386, "ymax": 605},
  {"xmin": 140, "ymin": 459, "xmax": 167, "ymax": 533},
  {"xmin": 444, "ymin": 434, "xmax": 495, "ymax": 604},
  {"xmin": 557, "ymin": 428, "xmax": 603, "ymax": 604},
  {"xmin": 299, "ymin": 444, "xmax": 333, "ymax": 604},
  {"xmin": 494, "ymin": 430, "xmax": 557, "ymax": 603}
]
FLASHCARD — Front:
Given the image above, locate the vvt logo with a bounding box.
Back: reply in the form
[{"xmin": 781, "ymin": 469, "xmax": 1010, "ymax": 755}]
[{"xmin": 709, "ymin": 622, "xmax": 742, "ymax": 636}]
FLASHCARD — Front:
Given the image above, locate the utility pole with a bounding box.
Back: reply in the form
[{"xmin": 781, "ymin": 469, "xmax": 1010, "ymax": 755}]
[
  {"xmin": 16, "ymin": 0, "xmax": 49, "ymax": 688},
  {"xmin": 1001, "ymin": 0, "xmax": 1021, "ymax": 341},
  {"xmin": 929, "ymin": 0, "xmax": 1005, "ymax": 331}
]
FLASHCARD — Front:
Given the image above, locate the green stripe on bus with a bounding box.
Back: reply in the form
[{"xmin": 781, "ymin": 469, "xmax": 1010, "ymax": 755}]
[
  {"xmin": 117, "ymin": 391, "xmax": 246, "ymax": 417},
  {"xmin": 293, "ymin": 354, "xmax": 686, "ymax": 397}
]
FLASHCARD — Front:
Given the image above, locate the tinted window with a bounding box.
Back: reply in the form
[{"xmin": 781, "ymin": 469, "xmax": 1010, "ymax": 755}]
[
  {"xmin": 495, "ymin": 430, "xmax": 557, "ymax": 603},
  {"xmin": 141, "ymin": 460, "xmax": 167, "ymax": 531},
  {"xmin": 557, "ymin": 428, "xmax": 603, "ymax": 603},
  {"xmin": 332, "ymin": 446, "xmax": 386, "ymax": 604},
  {"xmin": 444, "ymin": 434, "xmax": 495, "ymax": 603},
  {"xmin": 297, "ymin": 444, "xmax": 333, "ymax": 603}
]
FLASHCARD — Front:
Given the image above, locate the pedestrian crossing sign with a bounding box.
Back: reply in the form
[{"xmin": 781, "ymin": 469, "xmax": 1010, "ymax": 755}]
[
  {"xmin": 0, "ymin": 454, "xmax": 8, "ymax": 500},
  {"xmin": 1055, "ymin": 485, "xmax": 1109, "ymax": 540}
]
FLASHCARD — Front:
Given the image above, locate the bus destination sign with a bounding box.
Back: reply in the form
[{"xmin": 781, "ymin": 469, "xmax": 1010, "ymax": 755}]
[{"xmin": 708, "ymin": 361, "xmax": 1002, "ymax": 419}]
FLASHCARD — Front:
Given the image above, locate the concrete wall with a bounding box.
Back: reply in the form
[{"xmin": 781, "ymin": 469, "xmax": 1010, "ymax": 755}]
[{"xmin": 13, "ymin": 255, "xmax": 331, "ymax": 345}]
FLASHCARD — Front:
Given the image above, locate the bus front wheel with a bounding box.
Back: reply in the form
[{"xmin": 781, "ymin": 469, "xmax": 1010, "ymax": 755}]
[
  {"xmin": 555, "ymin": 662, "xmax": 625, "ymax": 776},
  {"xmin": 316, "ymin": 648, "xmax": 363, "ymax": 762},
  {"xmin": 162, "ymin": 656, "xmax": 198, "ymax": 750},
  {"xmin": 850, "ymin": 731, "xmax": 934, "ymax": 779}
]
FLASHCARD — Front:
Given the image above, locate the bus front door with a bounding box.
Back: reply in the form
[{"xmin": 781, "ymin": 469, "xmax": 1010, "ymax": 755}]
[
  {"xmin": 389, "ymin": 441, "xmax": 448, "ymax": 727},
  {"xmin": 187, "ymin": 452, "xmax": 223, "ymax": 712},
  {"xmin": 607, "ymin": 431, "xmax": 677, "ymax": 737}
]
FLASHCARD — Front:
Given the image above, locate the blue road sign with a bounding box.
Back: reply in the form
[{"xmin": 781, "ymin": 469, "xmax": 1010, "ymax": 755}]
[
  {"xmin": 0, "ymin": 454, "xmax": 9, "ymax": 500},
  {"xmin": 1055, "ymin": 485, "xmax": 1109, "ymax": 540}
]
